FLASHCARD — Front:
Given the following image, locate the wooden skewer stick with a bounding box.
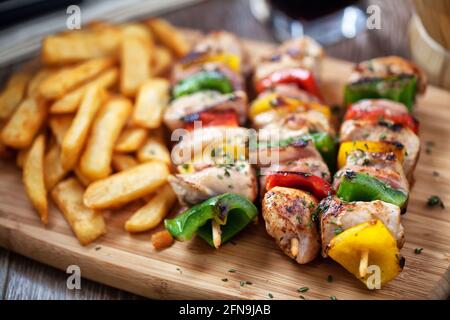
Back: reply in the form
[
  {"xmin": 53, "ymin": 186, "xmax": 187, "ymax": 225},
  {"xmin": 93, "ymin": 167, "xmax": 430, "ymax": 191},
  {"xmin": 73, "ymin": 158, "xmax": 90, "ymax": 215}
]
[
  {"xmin": 290, "ymin": 238, "xmax": 299, "ymax": 257},
  {"xmin": 212, "ymin": 220, "xmax": 222, "ymax": 249},
  {"xmin": 359, "ymin": 249, "xmax": 369, "ymax": 278}
]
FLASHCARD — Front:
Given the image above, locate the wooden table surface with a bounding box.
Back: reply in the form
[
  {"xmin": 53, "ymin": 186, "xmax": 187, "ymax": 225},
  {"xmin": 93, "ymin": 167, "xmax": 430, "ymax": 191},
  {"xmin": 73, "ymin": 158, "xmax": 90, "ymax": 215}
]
[{"xmin": 0, "ymin": 0, "xmax": 415, "ymax": 300}]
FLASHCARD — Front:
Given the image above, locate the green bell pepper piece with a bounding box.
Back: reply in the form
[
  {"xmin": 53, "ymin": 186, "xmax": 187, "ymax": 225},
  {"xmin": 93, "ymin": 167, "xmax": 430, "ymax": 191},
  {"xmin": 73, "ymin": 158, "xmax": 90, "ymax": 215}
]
[
  {"xmin": 258, "ymin": 133, "xmax": 338, "ymax": 173},
  {"xmin": 344, "ymin": 76, "xmax": 417, "ymax": 112},
  {"xmin": 337, "ymin": 171, "xmax": 408, "ymax": 208},
  {"xmin": 164, "ymin": 193, "xmax": 258, "ymax": 246},
  {"xmin": 172, "ymin": 71, "xmax": 234, "ymax": 98},
  {"xmin": 308, "ymin": 132, "xmax": 338, "ymax": 174}
]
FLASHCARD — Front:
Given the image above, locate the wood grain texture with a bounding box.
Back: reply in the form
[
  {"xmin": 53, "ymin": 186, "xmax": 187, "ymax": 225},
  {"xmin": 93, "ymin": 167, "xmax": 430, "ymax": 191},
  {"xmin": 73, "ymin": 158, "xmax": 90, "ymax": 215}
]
[
  {"xmin": 0, "ymin": 0, "xmax": 437, "ymax": 300},
  {"xmin": 0, "ymin": 38, "xmax": 449, "ymax": 299}
]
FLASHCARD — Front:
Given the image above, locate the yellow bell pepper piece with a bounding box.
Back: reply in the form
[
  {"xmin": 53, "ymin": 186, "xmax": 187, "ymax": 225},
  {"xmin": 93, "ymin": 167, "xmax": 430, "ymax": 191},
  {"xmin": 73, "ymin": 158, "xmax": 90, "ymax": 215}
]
[
  {"xmin": 249, "ymin": 93, "xmax": 331, "ymax": 120},
  {"xmin": 328, "ymin": 219, "xmax": 404, "ymax": 289},
  {"xmin": 178, "ymin": 141, "xmax": 247, "ymax": 174},
  {"xmin": 183, "ymin": 53, "xmax": 241, "ymax": 73},
  {"xmin": 337, "ymin": 140, "xmax": 405, "ymax": 169}
]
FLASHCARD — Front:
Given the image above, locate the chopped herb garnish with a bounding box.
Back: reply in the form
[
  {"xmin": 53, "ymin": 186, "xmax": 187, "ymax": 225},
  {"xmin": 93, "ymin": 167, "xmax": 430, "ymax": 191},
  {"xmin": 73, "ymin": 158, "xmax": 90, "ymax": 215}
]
[
  {"xmin": 221, "ymin": 278, "xmax": 228, "ymax": 282},
  {"xmin": 414, "ymin": 248, "xmax": 423, "ymax": 254},
  {"xmin": 297, "ymin": 287, "xmax": 309, "ymax": 293},
  {"xmin": 224, "ymin": 169, "xmax": 231, "ymax": 177},
  {"xmin": 427, "ymin": 196, "xmax": 445, "ymax": 209},
  {"xmin": 228, "ymin": 269, "xmax": 236, "ymax": 273},
  {"xmin": 240, "ymin": 280, "xmax": 246, "ymax": 287},
  {"xmin": 95, "ymin": 246, "xmax": 102, "ymax": 251},
  {"xmin": 327, "ymin": 275, "xmax": 333, "ymax": 283},
  {"xmin": 334, "ymin": 227, "xmax": 344, "ymax": 236},
  {"xmin": 176, "ymin": 268, "xmax": 182, "ymax": 275},
  {"xmin": 299, "ymin": 295, "xmax": 305, "ymax": 300},
  {"xmin": 379, "ymin": 133, "xmax": 387, "ymax": 140},
  {"xmin": 330, "ymin": 296, "xmax": 337, "ymax": 300},
  {"xmin": 268, "ymin": 293, "xmax": 274, "ymax": 299}
]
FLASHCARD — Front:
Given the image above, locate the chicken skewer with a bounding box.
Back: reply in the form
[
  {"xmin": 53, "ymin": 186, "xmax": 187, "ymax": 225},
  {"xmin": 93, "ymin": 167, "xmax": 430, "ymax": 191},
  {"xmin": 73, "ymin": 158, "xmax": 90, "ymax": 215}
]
[
  {"xmin": 250, "ymin": 37, "xmax": 337, "ymax": 264},
  {"xmin": 163, "ymin": 31, "xmax": 258, "ymax": 248},
  {"xmin": 319, "ymin": 56, "xmax": 426, "ymax": 288}
]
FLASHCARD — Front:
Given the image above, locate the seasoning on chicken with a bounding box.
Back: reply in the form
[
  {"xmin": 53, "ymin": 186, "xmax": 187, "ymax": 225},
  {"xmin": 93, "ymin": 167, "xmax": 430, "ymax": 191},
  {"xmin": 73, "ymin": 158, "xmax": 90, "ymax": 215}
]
[{"xmin": 262, "ymin": 186, "xmax": 321, "ymax": 264}]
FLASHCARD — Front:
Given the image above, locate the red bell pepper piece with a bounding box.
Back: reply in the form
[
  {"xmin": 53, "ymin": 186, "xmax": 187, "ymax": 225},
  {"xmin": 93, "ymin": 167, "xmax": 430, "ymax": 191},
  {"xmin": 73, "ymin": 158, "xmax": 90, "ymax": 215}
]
[
  {"xmin": 344, "ymin": 105, "xmax": 419, "ymax": 134},
  {"xmin": 255, "ymin": 68, "xmax": 323, "ymax": 101},
  {"xmin": 265, "ymin": 171, "xmax": 333, "ymax": 200},
  {"xmin": 184, "ymin": 110, "xmax": 239, "ymax": 131}
]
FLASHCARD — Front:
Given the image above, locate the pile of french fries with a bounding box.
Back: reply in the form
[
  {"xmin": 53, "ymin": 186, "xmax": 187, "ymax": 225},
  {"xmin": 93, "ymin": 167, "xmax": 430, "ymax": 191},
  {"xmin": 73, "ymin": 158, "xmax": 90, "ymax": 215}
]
[{"xmin": 0, "ymin": 18, "xmax": 190, "ymax": 247}]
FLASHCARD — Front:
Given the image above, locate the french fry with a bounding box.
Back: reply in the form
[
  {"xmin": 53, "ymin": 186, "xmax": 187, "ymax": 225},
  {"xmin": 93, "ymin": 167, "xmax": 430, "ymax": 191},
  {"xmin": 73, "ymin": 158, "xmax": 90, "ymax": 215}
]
[
  {"xmin": 27, "ymin": 69, "xmax": 54, "ymax": 98},
  {"xmin": 120, "ymin": 25, "xmax": 153, "ymax": 97},
  {"xmin": 111, "ymin": 154, "xmax": 139, "ymax": 172},
  {"xmin": 0, "ymin": 71, "xmax": 31, "ymax": 119},
  {"xmin": 44, "ymin": 143, "xmax": 69, "ymax": 190},
  {"xmin": 51, "ymin": 177, "xmax": 106, "ymax": 245},
  {"xmin": 42, "ymin": 27, "xmax": 122, "ymax": 65},
  {"xmin": 137, "ymin": 136, "xmax": 171, "ymax": 164},
  {"xmin": 16, "ymin": 148, "xmax": 28, "ymax": 168},
  {"xmin": 151, "ymin": 230, "xmax": 174, "ymax": 250},
  {"xmin": 147, "ymin": 18, "xmax": 190, "ymax": 57},
  {"xmin": 74, "ymin": 166, "xmax": 92, "ymax": 187},
  {"xmin": 83, "ymin": 161, "xmax": 169, "ymax": 209},
  {"xmin": 80, "ymin": 97, "xmax": 132, "ymax": 180},
  {"xmin": 39, "ymin": 57, "xmax": 115, "ymax": 99},
  {"xmin": 132, "ymin": 78, "xmax": 169, "ymax": 129},
  {"xmin": 50, "ymin": 68, "xmax": 118, "ymax": 114},
  {"xmin": 23, "ymin": 134, "xmax": 47, "ymax": 224},
  {"xmin": 0, "ymin": 121, "xmax": 12, "ymax": 158},
  {"xmin": 49, "ymin": 115, "xmax": 73, "ymax": 146},
  {"xmin": 114, "ymin": 127, "xmax": 148, "ymax": 153},
  {"xmin": 1, "ymin": 97, "xmax": 47, "ymax": 149},
  {"xmin": 152, "ymin": 46, "xmax": 173, "ymax": 76},
  {"xmin": 125, "ymin": 183, "xmax": 176, "ymax": 233},
  {"xmin": 61, "ymin": 85, "xmax": 106, "ymax": 170}
]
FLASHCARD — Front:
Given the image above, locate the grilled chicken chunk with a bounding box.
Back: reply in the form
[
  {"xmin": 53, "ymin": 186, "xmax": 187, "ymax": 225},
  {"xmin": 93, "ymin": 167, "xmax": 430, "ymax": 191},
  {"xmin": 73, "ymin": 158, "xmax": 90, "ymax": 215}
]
[
  {"xmin": 260, "ymin": 84, "xmax": 320, "ymax": 102},
  {"xmin": 347, "ymin": 99, "xmax": 409, "ymax": 116},
  {"xmin": 340, "ymin": 120, "xmax": 420, "ymax": 178},
  {"xmin": 193, "ymin": 31, "xmax": 246, "ymax": 63},
  {"xmin": 255, "ymin": 37, "xmax": 323, "ymax": 82},
  {"xmin": 334, "ymin": 150, "xmax": 409, "ymax": 193},
  {"xmin": 264, "ymin": 110, "xmax": 334, "ymax": 136},
  {"xmin": 319, "ymin": 196, "xmax": 405, "ymax": 257},
  {"xmin": 262, "ymin": 186, "xmax": 320, "ymax": 264},
  {"xmin": 164, "ymin": 90, "xmax": 248, "ymax": 131},
  {"xmin": 349, "ymin": 56, "xmax": 427, "ymax": 94},
  {"xmin": 168, "ymin": 162, "xmax": 257, "ymax": 206}
]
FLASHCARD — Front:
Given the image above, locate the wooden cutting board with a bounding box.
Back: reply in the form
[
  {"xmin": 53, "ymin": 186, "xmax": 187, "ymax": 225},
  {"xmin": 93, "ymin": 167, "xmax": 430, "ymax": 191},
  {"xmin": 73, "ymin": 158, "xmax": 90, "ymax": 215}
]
[{"xmin": 0, "ymin": 37, "xmax": 449, "ymax": 300}]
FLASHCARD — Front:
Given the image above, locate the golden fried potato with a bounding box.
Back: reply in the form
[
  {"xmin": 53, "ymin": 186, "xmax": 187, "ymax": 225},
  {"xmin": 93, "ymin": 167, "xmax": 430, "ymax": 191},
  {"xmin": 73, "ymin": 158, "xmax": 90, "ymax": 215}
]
[
  {"xmin": 114, "ymin": 127, "xmax": 148, "ymax": 153},
  {"xmin": 83, "ymin": 161, "xmax": 169, "ymax": 209},
  {"xmin": 49, "ymin": 115, "xmax": 73, "ymax": 146},
  {"xmin": 42, "ymin": 27, "xmax": 122, "ymax": 65},
  {"xmin": 151, "ymin": 230, "xmax": 174, "ymax": 250},
  {"xmin": 80, "ymin": 97, "xmax": 132, "ymax": 180},
  {"xmin": 125, "ymin": 183, "xmax": 176, "ymax": 233},
  {"xmin": 39, "ymin": 57, "xmax": 115, "ymax": 99},
  {"xmin": 120, "ymin": 25, "xmax": 153, "ymax": 97},
  {"xmin": 61, "ymin": 85, "xmax": 106, "ymax": 170},
  {"xmin": 27, "ymin": 69, "xmax": 54, "ymax": 98},
  {"xmin": 137, "ymin": 136, "xmax": 171, "ymax": 165},
  {"xmin": 23, "ymin": 134, "xmax": 47, "ymax": 224},
  {"xmin": 111, "ymin": 154, "xmax": 139, "ymax": 172},
  {"xmin": 52, "ymin": 177, "xmax": 106, "ymax": 245},
  {"xmin": 147, "ymin": 18, "xmax": 190, "ymax": 57},
  {"xmin": 44, "ymin": 143, "xmax": 69, "ymax": 190},
  {"xmin": 50, "ymin": 68, "xmax": 118, "ymax": 114},
  {"xmin": 16, "ymin": 148, "xmax": 28, "ymax": 167},
  {"xmin": 0, "ymin": 71, "xmax": 31, "ymax": 119},
  {"xmin": 132, "ymin": 78, "xmax": 169, "ymax": 129},
  {"xmin": 74, "ymin": 166, "xmax": 92, "ymax": 187},
  {"xmin": 1, "ymin": 97, "xmax": 47, "ymax": 149},
  {"xmin": 152, "ymin": 46, "xmax": 173, "ymax": 76}
]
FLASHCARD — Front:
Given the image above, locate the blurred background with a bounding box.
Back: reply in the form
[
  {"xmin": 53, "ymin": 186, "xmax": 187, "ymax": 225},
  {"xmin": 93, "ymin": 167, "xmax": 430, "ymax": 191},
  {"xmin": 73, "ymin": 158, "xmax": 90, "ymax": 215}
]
[
  {"xmin": 0, "ymin": 0, "xmax": 449, "ymax": 300},
  {"xmin": 1, "ymin": 0, "xmax": 449, "ymax": 89}
]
